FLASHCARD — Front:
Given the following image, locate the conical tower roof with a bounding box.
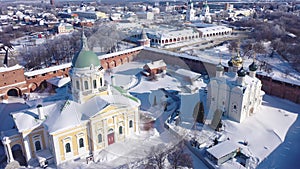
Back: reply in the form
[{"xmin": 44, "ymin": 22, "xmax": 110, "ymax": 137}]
[{"xmin": 72, "ymin": 31, "xmax": 100, "ymax": 68}]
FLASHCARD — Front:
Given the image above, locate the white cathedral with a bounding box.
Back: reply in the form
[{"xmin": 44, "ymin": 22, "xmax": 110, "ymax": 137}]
[
  {"xmin": 2, "ymin": 32, "xmax": 140, "ymax": 167},
  {"xmin": 186, "ymin": 0, "xmax": 211, "ymax": 23},
  {"xmin": 207, "ymin": 52, "xmax": 264, "ymax": 124}
]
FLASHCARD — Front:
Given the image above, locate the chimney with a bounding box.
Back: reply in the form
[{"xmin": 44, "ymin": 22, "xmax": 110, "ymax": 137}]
[{"xmin": 37, "ymin": 104, "xmax": 45, "ymax": 120}]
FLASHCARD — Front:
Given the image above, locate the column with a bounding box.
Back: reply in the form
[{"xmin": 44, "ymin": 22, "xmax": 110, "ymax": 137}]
[
  {"xmin": 2, "ymin": 137, "xmax": 14, "ymax": 163},
  {"xmin": 114, "ymin": 116, "xmax": 118, "ymax": 142},
  {"xmin": 104, "ymin": 119, "xmax": 108, "ymax": 147},
  {"xmin": 23, "ymin": 136, "xmax": 32, "ymax": 161}
]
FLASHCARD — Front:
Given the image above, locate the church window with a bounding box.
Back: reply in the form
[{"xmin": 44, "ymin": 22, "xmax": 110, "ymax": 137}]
[
  {"xmin": 35, "ymin": 140, "xmax": 41, "ymax": 151},
  {"xmin": 100, "ymin": 78, "xmax": 102, "ymax": 86},
  {"xmin": 129, "ymin": 120, "xmax": 133, "ymax": 128},
  {"xmin": 76, "ymin": 81, "xmax": 80, "ymax": 89},
  {"xmin": 98, "ymin": 134, "xmax": 102, "ymax": 143},
  {"xmin": 119, "ymin": 126, "xmax": 123, "ymax": 135},
  {"xmin": 212, "ymin": 97, "xmax": 215, "ymax": 101},
  {"xmin": 233, "ymin": 105, "xmax": 237, "ymax": 109},
  {"xmin": 65, "ymin": 143, "xmax": 71, "ymax": 153},
  {"xmin": 84, "ymin": 81, "xmax": 88, "ymax": 90},
  {"xmin": 93, "ymin": 80, "xmax": 97, "ymax": 89},
  {"xmin": 79, "ymin": 138, "xmax": 84, "ymax": 148}
]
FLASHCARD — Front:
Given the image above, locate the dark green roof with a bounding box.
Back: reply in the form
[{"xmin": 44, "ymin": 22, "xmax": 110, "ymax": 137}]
[
  {"xmin": 73, "ymin": 50, "xmax": 100, "ymax": 68},
  {"xmin": 72, "ymin": 31, "xmax": 100, "ymax": 68},
  {"xmin": 237, "ymin": 67, "xmax": 247, "ymax": 77},
  {"xmin": 249, "ymin": 61, "xmax": 258, "ymax": 71}
]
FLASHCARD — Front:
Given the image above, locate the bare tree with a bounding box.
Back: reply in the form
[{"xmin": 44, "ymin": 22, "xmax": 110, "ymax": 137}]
[
  {"xmin": 146, "ymin": 144, "xmax": 168, "ymax": 169},
  {"xmin": 168, "ymin": 141, "xmax": 193, "ymax": 169}
]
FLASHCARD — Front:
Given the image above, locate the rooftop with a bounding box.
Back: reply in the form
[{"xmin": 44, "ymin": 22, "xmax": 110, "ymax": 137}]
[{"xmin": 206, "ymin": 141, "xmax": 240, "ymax": 159}]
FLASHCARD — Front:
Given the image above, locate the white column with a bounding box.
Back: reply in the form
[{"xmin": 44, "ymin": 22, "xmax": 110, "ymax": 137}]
[
  {"xmin": 23, "ymin": 136, "xmax": 32, "ymax": 161},
  {"xmin": 2, "ymin": 137, "xmax": 14, "ymax": 163},
  {"xmin": 114, "ymin": 116, "xmax": 118, "ymax": 142},
  {"xmin": 135, "ymin": 109, "xmax": 140, "ymax": 134},
  {"xmin": 104, "ymin": 119, "xmax": 108, "ymax": 147}
]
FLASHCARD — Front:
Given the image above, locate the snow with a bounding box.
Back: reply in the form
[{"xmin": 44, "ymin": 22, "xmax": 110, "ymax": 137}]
[
  {"xmin": 182, "ymin": 43, "xmax": 300, "ymax": 86},
  {"xmin": 206, "ymin": 141, "xmax": 239, "ymax": 159},
  {"xmin": 144, "ymin": 59, "xmax": 166, "ymax": 70},
  {"xmin": 46, "ymin": 76, "xmax": 70, "ymax": 87},
  {"xmin": 110, "ymin": 61, "xmax": 299, "ymax": 169},
  {"xmin": 0, "ymin": 59, "xmax": 299, "ymax": 169},
  {"xmin": 179, "ymin": 92, "xmax": 201, "ymax": 129},
  {"xmin": 0, "ymin": 64, "xmax": 23, "ymax": 73},
  {"xmin": 24, "ymin": 63, "xmax": 71, "ymax": 77},
  {"xmin": 98, "ymin": 46, "xmax": 143, "ymax": 60},
  {"xmin": 214, "ymin": 95, "xmax": 298, "ymax": 167}
]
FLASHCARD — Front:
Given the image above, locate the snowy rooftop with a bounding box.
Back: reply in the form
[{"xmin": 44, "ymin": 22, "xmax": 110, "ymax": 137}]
[
  {"xmin": 98, "ymin": 46, "xmax": 143, "ymax": 60},
  {"xmin": 24, "ymin": 63, "xmax": 71, "ymax": 77},
  {"xmin": 206, "ymin": 141, "xmax": 240, "ymax": 159},
  {"xmin": 0, "ymin": 64, "xmax": 23, "ymax": 73},
  {"xmin": 128, "ymin": 25, "xmax": 198, "ymax": 39},
  {"xmin": 175, "ymin": 68, "xmax": 202, "ymax": 80},
  {"xmin": 11, "ymin": 92, "xmax": 140, "ymax": 134},
  {"xmin": 46, "ymin": 76, "xmax": 70, "ymax": 87},
  {"xmin": 144, "ymin": 59, "xmax": 166, "ymax": 70},
  {"xmin": 197, "ymin": 26, "xmax": 232, "ymax": 34}
]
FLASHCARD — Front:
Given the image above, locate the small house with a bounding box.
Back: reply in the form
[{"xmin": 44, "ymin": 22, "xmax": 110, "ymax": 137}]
[
  {"xmin": 142, "ymin": 60, "xmax": 166, "ymax": 78},
  {"xmin": 206, "ymin": 141, "xmax": 240, "ymax": 165}
]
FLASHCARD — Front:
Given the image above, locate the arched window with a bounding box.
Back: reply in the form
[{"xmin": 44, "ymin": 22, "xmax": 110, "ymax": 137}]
[
  {"xmin": 35, "ymin": 140, "xmax": 41, "ymax": 151},
  {"xmin": 76, "ymin": 81, "xmax": 80, "ymax": 89},
  {"xmin": 84, "ymin": 81, "xmax": 88, "ymax": 90},
  {"xmin": 79, "ymin": 138, "xmax": 84, "ymax": 148},
  {"xmin": 93, "ymin": 80, "xmax": 97, "ymax": 89},
  {"xmin": 65, "ymin": 143, "xmax": 71, "ymax": 153},
  {"xmin": 98, "ymin": 134, "xmax": 102, "ymax": 143},
  {"xmin": 129, "ymin": 120, "xmax": 133, "ymax": 128},
  {"xmin": 119, "ymin": 126, "xmax": 123, "ymax": 134}
]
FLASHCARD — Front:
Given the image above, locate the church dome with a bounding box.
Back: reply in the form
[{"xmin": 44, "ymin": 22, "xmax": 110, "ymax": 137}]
[
  {"xmin": 249, "ymin": 61, "xmax": 258, "ymax": 71},
  {"xmin": 73, "ymin": 50, "xmax": 100, "ymax": 68},
  {"xmin": 72, "ymin": 32, "xmax": 100, "ymax": 68},
  {"xmin": 232, "ymin": 52, "xmax": 243, "ymax": 67},
  {"xmin": 237, "ymin": 67, "xmax": 247, "ymax": 77},
  {"xmin": 216, "ymin": 63, "xmax": 224, "ymax": 71}
]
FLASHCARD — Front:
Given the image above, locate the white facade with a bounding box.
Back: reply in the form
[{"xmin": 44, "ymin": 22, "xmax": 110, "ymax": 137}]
[
  {"xmin": 200, "ymin": 1, "xmax": 212, "ymax": 23},
  {"xmin": 70, "ymin": 66, "xmax": 105, "ymax": 104},
  {"xmin": 207, "ymin": 55, "xmax": 264, "ymax": 123},
  {"xmin": 186, "ymin": 0, "xmax": 196, "ymax": 21}
]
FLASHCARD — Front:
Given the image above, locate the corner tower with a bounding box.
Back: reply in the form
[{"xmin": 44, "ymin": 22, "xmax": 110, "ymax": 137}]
[{"xmin": 70, "ymin": 31, "xmax": 105, "ymax": 103}]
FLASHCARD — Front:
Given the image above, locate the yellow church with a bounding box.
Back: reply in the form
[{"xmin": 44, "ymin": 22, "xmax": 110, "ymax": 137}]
[{"xmin": 1, "ymin": 32, "xmax": 140, "ymax": 167}]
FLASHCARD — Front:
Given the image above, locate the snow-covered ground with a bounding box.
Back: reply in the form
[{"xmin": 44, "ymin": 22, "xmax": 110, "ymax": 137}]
[
  {"xmin": 0, "ymin": 60, "xmax": 299, "ymax": 169},
  {"xmin": 111, "ymin": 61, "xmax": 299, "ymax": 169}
]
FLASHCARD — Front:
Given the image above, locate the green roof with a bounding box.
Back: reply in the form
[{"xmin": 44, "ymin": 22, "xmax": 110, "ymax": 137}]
[
  {"xmin": 73, "ymin": 50, "xmax": 100, "ymax": 68},
  {"xmin": 72, "ymin": 31, "xmax": 100, "ymax": 68}
]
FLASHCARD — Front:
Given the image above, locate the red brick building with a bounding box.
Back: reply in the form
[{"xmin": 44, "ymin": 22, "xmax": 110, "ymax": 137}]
[
  {"xmin": 142, "ymin": 59, "xmax": 167, "ymax": 77},
  {"xmin": 0, "ymin": 65, "xmax": 28, "ymax": 100},
  {"xmin": 0, "ymin": 47, "xmax": 142, "ymax": 101}
]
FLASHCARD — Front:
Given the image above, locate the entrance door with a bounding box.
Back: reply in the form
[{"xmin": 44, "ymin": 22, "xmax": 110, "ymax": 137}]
[
  {"xmin": 107, "ymin": 133, "xmax": 115, "ymax": 145},
  {"xmin": 11, "ymin": 144, "xmax": 27, "ymax": 166}
]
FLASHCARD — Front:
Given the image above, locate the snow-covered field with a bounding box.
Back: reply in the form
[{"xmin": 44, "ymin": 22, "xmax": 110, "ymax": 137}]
[{"xmin": 0, "ymin": 60, "xmax": 299, "ymax": 169}]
